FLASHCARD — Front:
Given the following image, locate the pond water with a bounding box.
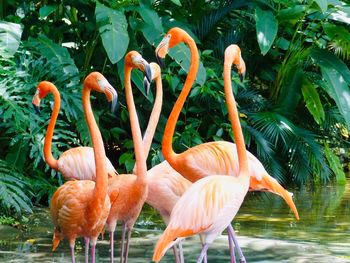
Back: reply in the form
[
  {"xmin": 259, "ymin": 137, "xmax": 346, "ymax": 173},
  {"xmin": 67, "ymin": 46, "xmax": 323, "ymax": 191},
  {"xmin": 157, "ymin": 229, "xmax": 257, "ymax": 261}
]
[{"xmin": 1, "ymin": 180, "xmax": 349, "ymax": 262}]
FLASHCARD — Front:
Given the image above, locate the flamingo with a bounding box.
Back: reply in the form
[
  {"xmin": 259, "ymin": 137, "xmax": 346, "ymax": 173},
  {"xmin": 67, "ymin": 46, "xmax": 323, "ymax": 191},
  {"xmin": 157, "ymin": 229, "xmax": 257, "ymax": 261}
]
[
  {"xmin": 32, "ymin": 72, "xmax": 118, "ymax": 263},
  {"xmin": 155, "ymin": 28, "xmax": 299, "ymax": 261},
  {"xmin": 134, "ymin": 62, "xmax": 191, "ymax": 263},
  {"xmin": 32, "ymin": 79, "xmax": 117, "ymax": 181},
  {"xmin": 105, "ymin": 51, "xmax": 151, "ymax": 263},
  {"xmin": 152, "ymin": 44, "xmax": 256, "ymax": 263}
]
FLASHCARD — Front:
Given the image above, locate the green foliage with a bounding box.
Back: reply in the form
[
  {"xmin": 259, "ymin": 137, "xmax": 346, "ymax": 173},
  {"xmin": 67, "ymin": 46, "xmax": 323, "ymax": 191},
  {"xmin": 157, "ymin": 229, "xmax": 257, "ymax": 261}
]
[
  {"xmin": 95, "ymin": 3, "xmax": 129, "ymax": 64},
  {"xmin": 0, "ymin": 0, "xmax": 349, "ymax": 216},
  {"xmin": 0, "ymin": 160, "xmax": 33, "ymax": 214},
  {"xmin": 255, "ymin": 7, "xmax": 278, "ymax": 55}
]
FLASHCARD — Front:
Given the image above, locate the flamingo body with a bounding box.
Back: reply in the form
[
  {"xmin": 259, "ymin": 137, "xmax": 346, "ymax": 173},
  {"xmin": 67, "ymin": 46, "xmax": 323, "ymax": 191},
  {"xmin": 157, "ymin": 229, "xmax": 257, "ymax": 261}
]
[
  {"xmin": 51, "ymin": 180, "xmax": 110, "ymax": 248},
  {"xmin": 58, "ymin": 146, "xmax": 116, "ymax": 181},
  {"xmin": 153, "ymin": 174, "xmax": 249, "ymax": 262},
  {"xmin": 146, "ymin": 161, "xmax": 191, "ymax": 224},
  {"xmin": 106, "ymin": 174, "xmax": 148, "ymax": 232}
]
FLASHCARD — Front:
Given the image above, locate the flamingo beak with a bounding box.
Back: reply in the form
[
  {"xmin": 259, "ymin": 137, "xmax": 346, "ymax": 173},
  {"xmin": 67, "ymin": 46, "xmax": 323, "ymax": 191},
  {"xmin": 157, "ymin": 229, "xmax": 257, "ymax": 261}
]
[
  {"xmin": 155, "ymin": 37, "xmax": 169, "ymax": 69},
  {"xmin": 239, "ymin": 72, "xmax": 245, "ymax": 83},
  {"xmin": 108, "ymin": 87, "xmax": 118, "ymax": 115},
  {"xmin": 32, "ymin": 93, "xmax": 41, "ymax": 114},
  {"xmin": 144, "ymin": 77, "xmax": 151, "ymax": 96},
  {"xmin": 250, "ymin": 174, "xmax": 300, "ymax": 220},
  {"xmin": 145, "ymin": 63, "xmax": 152, "ymax": 86}
]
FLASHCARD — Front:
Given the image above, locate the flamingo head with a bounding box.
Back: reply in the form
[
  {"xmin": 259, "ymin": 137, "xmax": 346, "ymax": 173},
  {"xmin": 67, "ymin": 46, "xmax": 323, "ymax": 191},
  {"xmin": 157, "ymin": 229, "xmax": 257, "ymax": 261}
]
[
  {"xmin": 249, "ymin": 174, "xmax": 300, "ymax": 220},
  {"xmin": 125, "ymin": 51, "xmax": 152, "ymax": 94},
  {"xmin": 224, "ymin": 44, "xmax": 246, "ymax": 82},
  {"xmin": 155, "ymin": 27, "xmax": 190, "ymax": 68},
  {"xmin": 143, "ymin": 62, "xmax": 161, "ymax": 95},
  {"xmin": 83, "ymin": 72, "xmax": 118, "ymax": 114},
  {"xmin": 32, "ymin": 81, "xmax": 55, "ymax": 114}
]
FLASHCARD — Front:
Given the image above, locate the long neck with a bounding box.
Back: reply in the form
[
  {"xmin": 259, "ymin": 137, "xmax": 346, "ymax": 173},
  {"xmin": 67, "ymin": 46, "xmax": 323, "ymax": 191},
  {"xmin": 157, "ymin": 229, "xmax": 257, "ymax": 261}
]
[
  {"xmin": 82, "ymin": 87, "xmax": 107, "ymax": 202},
  {"xmin": 43, "ymin": 86, "xmax": 60, "ymax": 170},
  {"xmin": 125, "ymin": 67, "xmax": 147, "ymax": 182},
  {"xmin": 133, "ymin": 76, "xmax": 163, "ymax": 173},
  {"xmin": 143, "ymin": 76, "xmax": 163, "ymax": 156},
  {"xmin": 223, "ymin": 62, "xmax": 249, "ymax": 175},
  {"xmin": 162, "ymin": 37, "xmax": 199, "ymax": 165}
]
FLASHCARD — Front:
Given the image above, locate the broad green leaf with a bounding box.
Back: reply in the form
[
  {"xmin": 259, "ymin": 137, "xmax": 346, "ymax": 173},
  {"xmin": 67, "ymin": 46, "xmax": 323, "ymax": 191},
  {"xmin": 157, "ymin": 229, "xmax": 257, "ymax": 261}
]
[
  {"xmin": 95, "ymin": 3, "xmax": 129, "ymax": 64},
  {"xmin": 39, "ymin": 5, "xmax": 56, "ymax": 18},
  {"xmin": 0, "ymin": 21, "xmax": 23, "ymax": 57},
  {"xmin": 168, "ymin": 43, "xmax": 206, "ymax": 85},
  {"xmin": 170, "ymin": 0, "xmax": 182, "ymax": 6},
  {"xmin": 323, "ymin": 23, "xmax": 350, "ymax": 41},
  {"xmin": 310, "ymin": 49, "xmax": 350, "ymax": 83},
  {"xmin": 321, "ymin": 66, "xmax": 350, "ymax": 131},
  {"xmin": 137, "ymin": 3, "xmax": 162, "ymax": 30},
  {"xmin": 328, "ymin": 6, "xmax": 350, "ymax": 25},
  {"xmin": 301, "ymin": 77, "xmax": 325, "ymax": 124},
  {"xmin": 277, "ymin": 5, "xmax": 306, "ymax": 22},
  {"xmin": 324, "ymin": 144, "xmax": 346, "ymax": 185},
  {"xmin": 255, "ymin": 7, "xmax": 278, "ymax": 55},
  {"xmin": 136, "ymin": 3, "xmax": 163, "ymax": 46},
  {"xmin": 26, "ymin": 35, "xmax": 79, "ymax": 80},
  {"xmin": 313, "ymin": 0, "xmax": 328, "ymax": 13}
]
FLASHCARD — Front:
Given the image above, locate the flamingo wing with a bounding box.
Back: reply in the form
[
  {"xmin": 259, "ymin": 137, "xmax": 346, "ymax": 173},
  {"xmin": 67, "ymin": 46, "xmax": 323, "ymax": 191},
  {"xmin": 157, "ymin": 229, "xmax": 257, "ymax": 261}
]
[
  {"xmin": 58, "ymin": 146, "xmax": 117, "ymax": 181},
  {"xmin": 50, "ymin": 181, "xmax": 95, "ymax": 239}
]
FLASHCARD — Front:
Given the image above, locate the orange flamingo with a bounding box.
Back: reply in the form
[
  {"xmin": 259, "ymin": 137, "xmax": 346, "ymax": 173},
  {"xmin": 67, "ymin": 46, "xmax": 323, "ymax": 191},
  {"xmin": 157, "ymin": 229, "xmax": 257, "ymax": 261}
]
[
  {"xmin": 135, "ymin": 62, "xmax": 191, "ymax": 263},
  {"xmin": 155, "ymin": 28, "xmax": 299, "ymax": 261},
  {"xmin": 33, "ymin": 79, "xmax": 117, "ymax": 181},
  {"xmin": 105, "ymin": 51, "xmax": 151, "ymax": 263},
  {"xmin": 153, "ymin": 44, "xmax": 254, "ymax": 263},
  {"xmin": 32, "ymin": 72, "xmax": 117, "ymax": 263}
]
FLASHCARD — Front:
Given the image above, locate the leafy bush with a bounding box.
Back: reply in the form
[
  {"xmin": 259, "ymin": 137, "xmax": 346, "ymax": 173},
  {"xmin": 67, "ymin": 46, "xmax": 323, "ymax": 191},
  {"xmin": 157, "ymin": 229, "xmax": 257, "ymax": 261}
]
[{"xmin": 0, "ymin": 0, "xmax": 349, "ymax": 216}]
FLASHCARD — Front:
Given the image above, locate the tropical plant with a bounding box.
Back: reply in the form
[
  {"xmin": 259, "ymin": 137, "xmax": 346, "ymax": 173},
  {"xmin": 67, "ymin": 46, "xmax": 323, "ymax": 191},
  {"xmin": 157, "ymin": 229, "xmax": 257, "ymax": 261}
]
[{"xmin": 1, "ymin": 0, "xmax": 349, "ymax": 216}]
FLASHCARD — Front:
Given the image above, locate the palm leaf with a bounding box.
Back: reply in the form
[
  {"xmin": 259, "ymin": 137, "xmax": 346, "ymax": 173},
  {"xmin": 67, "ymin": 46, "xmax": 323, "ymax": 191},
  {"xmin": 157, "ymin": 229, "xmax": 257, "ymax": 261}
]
[{"xmin": 0, "ymin": 159, "xmax": 33, "ymax": 215}]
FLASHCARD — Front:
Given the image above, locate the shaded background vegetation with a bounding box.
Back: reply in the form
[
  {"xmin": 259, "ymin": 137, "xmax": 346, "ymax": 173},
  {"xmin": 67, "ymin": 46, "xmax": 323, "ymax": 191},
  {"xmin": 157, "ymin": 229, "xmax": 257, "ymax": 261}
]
[{"xmin": 0, "ymin": 0, "xmax": 349, "ymax": 216}]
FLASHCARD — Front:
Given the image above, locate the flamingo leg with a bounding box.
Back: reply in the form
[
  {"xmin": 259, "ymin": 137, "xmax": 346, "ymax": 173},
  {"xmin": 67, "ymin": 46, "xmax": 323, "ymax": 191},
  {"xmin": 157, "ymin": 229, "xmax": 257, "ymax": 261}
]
[
  {"xmin": 91, "ymin": 242, "xmax": 96, "ymax": 263},
  {"xmin": 197, "ymin": 243, "xmax": 209, "ymax": 263},
  {"xmin": 124, "ymin": 228, "xmax": 132, "ymax": 263},
  {"xmin": 172, "ymin": 244, "xmax": 181, "ymax": 263},
  {"xmin": 227, "ymin": 225, "xmax": 246, "ymax": 263},
  {"xmin": 227, "ymin": 230, "xmax": 236, "ymax": 263},
  {"xmin": 120, "ymin": 223, "xmax": 127, "ymax": 263},
  {"xmin": 178, "ymin": 241, "xmax": 185, "ymax": 263},
  {"xmin": 110, "ymin": 231, "xmax": 114, "ymax": 263},
  {"xmin": 84, "ymin": 237, "xmax": 90, "ymax": 263},
  {"xmin": 70, "ymin": 245, "xmax": 76, "ymax": 263}
]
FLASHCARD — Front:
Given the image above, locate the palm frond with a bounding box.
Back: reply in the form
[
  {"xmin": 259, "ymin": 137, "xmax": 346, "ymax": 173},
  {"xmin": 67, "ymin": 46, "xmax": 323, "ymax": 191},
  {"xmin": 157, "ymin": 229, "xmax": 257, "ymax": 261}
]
[{"xmin": 0, "ymin": 159, "xmax": 33, "ymax": 215}]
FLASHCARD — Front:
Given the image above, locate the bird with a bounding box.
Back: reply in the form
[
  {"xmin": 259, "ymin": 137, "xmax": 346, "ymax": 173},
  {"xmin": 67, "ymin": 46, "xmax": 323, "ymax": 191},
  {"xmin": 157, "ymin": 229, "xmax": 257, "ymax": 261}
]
[
  {"xmin": 155, "ymin": 27, "xmax": 299, "ymax": 261},
  {"xmin": 153, "ymin": 44, "xmax": 254, "ymax": 263},
  {"xmin": 105, "ymin": 51, "xmax": 151, "ymax": 263},
  {"xmin": 32, "ymin": 72, "xmax": 118, "ymax": 263},
  {"xmin": 135, "ymin": 62, "xmax": 192, "ymax": 263},
  {"xmin": 32, "ymin": 79, "xmax": 117, "ymax": 182}
]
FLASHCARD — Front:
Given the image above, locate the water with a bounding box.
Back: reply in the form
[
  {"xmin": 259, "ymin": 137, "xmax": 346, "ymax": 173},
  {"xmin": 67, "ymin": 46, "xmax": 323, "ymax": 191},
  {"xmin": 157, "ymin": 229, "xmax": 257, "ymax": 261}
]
[{"xmin": 1, "ymin": 180, "xmax": 349, "ymax": 262}]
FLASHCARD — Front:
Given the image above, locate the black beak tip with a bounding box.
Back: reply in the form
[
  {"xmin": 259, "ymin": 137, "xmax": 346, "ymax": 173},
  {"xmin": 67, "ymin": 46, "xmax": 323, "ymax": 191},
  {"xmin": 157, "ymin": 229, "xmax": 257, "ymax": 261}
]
[
  {"xmin": 239, "ymin": 74, "xmax": 244, "ymax": 83},
  {"xmin": 145, "ymin": 64, "xmax": 152, "ymax": 84},
  {"xmin": 156, "ymin": 56, "xmax": 166, "ymax": 69},
  {"xmin": 33, "ymin": 104, "xmax": 40, "ymax": 115},
  {"xmin": 144, "ymin": 77, "xmax": 151, "ymax": 96},
  {"xmin": 109, "ymin": 99, "xmax": 119, "ymax": 116}
]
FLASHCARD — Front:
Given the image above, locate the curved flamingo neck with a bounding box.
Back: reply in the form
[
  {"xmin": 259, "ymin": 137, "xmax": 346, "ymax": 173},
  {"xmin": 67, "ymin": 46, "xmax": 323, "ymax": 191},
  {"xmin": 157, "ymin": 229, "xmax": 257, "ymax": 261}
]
[
  {"xmin": 82, "ymin": 86, "xmax": 107, "ymax": 200},
  {"xmin": 162, "ymin": 36, "xmax": 199, "ymax": 166},
  {"xmin": 142, "ymin": 76, "xmax": 163, "ymax": 158},
  {"xmin": 124, "ymin": 67, "xmax": 147, "ymax": 182},
  {"xmin": 223, "ymin": 58, "xmax": 249, "ymax": 175},
  {"xmin": 43, "ymin": 85, "xmax": 60, "ymax": 170}
]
